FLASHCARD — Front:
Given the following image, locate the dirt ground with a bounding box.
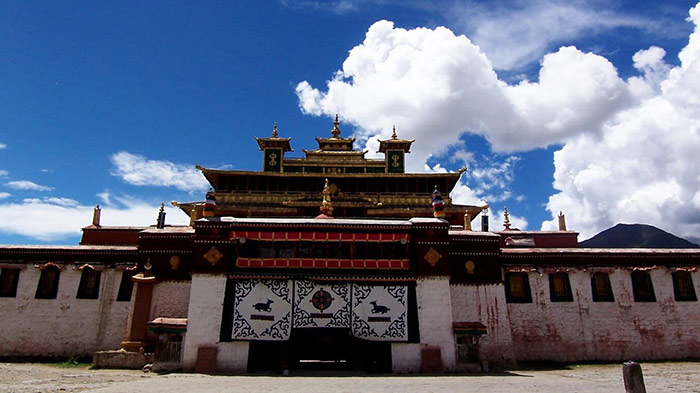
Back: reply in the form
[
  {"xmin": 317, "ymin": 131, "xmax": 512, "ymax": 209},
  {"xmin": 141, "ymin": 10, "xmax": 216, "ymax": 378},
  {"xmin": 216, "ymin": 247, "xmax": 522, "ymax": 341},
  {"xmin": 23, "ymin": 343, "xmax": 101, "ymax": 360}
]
[{"xmin": 0, "ymin": 361, "xmax": 698, "ymax": 393}]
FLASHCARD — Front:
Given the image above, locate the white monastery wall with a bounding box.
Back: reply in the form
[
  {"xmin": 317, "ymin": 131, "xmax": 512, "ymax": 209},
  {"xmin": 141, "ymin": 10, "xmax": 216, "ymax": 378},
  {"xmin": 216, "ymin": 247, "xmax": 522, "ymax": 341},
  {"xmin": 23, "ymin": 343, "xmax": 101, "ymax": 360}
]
[
  {"xmin": 0, "ymin": 266, "xmax": 131, "ymax": 357},
  {"xmin": 506, "ymin": 268, "xmax": 700, "ymax": 362},
  {"xmin": 95, "ymin": 271, "xmax": 131, "ymax": 350},
  {"xmin": 182, "ymin": 274, "xmax": 230, "ymax": 371},
  {"xmin": 391, "ymin": 343, "xmax": 422, "ymax": 373},
  {"xmin": 450, "ymin": 284, "xmax": 516, "ymax": 366},
  {"xmin": 416, "ymin": 277, "xmax": 456, "ymax": 371},
  {"xmin": 150, "ymin": 280, "xmax": 191, "ymax": 319}
]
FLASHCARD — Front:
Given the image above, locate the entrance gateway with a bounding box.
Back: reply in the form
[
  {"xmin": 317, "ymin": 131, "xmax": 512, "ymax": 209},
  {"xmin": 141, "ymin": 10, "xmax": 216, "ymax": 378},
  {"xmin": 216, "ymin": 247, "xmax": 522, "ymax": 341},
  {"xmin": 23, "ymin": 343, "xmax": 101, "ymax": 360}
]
[{"xmin": 221, "ymin": 278, "xmax": 419, "ymax": 372}]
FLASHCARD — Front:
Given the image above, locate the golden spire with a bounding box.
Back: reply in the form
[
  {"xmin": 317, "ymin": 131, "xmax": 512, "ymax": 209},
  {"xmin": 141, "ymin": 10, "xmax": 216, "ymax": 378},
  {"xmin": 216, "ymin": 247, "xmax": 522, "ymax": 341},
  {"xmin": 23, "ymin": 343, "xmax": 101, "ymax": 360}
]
[
  {"xmin": 392, "ymin": 125, "xmax": 397, "ymax": 139},
  {"xmin": 272, "ymin": 122, "xmax": 278, "ymax": 138},
  {"xmin": 558, "ymin": 211, "xmax": 567, "ymax": 231},
  {"xmin": 503, "ymin": 206, "xmax": 511, "ymax": 230},
  {"xmin": 331, "ymin": 114, "xmax": 341, "ymax": 138},
  {"xmin": 320, "ymin": 178, "xmax": 334, "ymax": 216}
]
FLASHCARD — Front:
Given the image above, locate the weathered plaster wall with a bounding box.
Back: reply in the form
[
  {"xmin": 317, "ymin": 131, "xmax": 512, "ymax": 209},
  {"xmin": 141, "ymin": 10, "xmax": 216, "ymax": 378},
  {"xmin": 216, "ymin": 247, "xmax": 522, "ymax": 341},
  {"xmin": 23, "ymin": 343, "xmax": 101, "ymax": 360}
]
[
  {"xmin": 150, "ymin": 280, "xmax": 191, "ymax": 319},
  {"xmin": 416, "ymin": 277, "xmax": 456, "ymax": 371},
  {"xmin": 450, "ymin": 284, "xmax": 516, "ymax": 366},
  {"xmin": 391, "ymin": 343, "xmax": 421, "ymax": 373},
  {"xmin": 182, "ymin": 274, "xmax": 229, "ymax": 371},
  {"xmin": 506, "ymin": 268, "xmax": 700, "ymax": 362},
  {"xmin": 0, "ymin": 266, "xmax": 131, "ymax": 357}
]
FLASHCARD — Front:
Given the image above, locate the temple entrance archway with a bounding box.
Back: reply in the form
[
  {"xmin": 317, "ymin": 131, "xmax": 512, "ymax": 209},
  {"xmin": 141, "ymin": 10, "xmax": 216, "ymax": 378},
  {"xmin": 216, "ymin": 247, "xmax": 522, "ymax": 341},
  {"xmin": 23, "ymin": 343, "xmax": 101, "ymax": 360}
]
[{"xmin": 247, "ymin": 328, "xmax": 391, "ymax": 373}]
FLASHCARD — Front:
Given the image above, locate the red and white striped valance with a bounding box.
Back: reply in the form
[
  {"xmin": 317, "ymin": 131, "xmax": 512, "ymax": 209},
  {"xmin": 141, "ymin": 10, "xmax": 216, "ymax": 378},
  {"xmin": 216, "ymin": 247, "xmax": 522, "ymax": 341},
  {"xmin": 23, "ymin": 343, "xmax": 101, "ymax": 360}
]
[
  {"xmin": 236, "ymin": 257, "xmax": 409, "ymax": 270},
  {"xmin": 231, "ymin": 231, "xmax": 410, "ymax": 243}
]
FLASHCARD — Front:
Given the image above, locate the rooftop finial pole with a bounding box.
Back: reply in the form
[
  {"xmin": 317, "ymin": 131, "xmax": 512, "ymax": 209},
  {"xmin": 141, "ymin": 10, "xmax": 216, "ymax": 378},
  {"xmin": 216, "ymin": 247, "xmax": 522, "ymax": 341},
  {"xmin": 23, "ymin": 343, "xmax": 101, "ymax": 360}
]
[
  {"xmin": 504, "ymin": 206, "xmax": 511, "ymax": 230},
  {"xmin": 156, "ymin": 202, "xmax": 166, "ymax": 229},
  {"xmin": 392, "ymin": 125, "xmax": 397, "ymax": 140},
  {"xmin": 272, "ymin": 122, "xmax": 278, "ymax": 138},
  {"xmin": 92, "ymin": 204, "xmax": 101, "ymax": 227},
  {"xmin": 558, "ymin": 211, "xmax": 567, "ymax": 231},
  {"xmin": 331, "ymin": 114, "xmax": 341, "ymax": 138}
]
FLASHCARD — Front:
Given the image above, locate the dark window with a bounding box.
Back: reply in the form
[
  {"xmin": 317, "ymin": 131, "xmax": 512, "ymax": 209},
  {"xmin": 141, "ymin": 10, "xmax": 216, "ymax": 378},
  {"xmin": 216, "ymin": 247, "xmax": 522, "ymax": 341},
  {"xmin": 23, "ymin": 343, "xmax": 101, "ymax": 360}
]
[
  {"xmin": 0, "ymin": 268, "xmax": 20, "ymax": 297},
  {"xmin": 590, "ymin": 272, "xmax": 615, "ymax": 302},
  {"xmin": 504, "ymin": 272, "xmax": 532, "ymax": 303},
  {"xmin": 116, "ymin": 270, "xmax": 135, "ymax": 302},
  {"xmin": 549, "ymin": 273, "xmax": 573, "ymax": 302},
  {"xmin": 297, "ymin": 243, "xmax": 313, "ymax": 258},
  {"xmin": 672, "ymin": 271, "xmax": 697, "ymax": 301},
  {"xmin": 76, "ymin": 268, "xmax": 101, "ymax": 299},
  {"xmin": 35, "ymin": 267, "xmax": 60, "ymax": 299},
  {"xmin": 456, "ymin": 335, "xmax": 479, "ymax": 363},
  {"xmin": 631, "ymin": 270, "xmax": 656, "ymax": 302}
]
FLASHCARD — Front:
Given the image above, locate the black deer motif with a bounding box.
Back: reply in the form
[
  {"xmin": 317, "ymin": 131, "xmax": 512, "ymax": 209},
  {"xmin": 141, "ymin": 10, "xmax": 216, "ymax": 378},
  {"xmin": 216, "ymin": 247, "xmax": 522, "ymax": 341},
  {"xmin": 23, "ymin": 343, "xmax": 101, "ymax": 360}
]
[
  {"xmin": 253, "ymin": 299, "xmax": 274, "ymax": 312},
  {"xmin": 370, "ymin": 300, "xmax": 390, "ymax": 314}
]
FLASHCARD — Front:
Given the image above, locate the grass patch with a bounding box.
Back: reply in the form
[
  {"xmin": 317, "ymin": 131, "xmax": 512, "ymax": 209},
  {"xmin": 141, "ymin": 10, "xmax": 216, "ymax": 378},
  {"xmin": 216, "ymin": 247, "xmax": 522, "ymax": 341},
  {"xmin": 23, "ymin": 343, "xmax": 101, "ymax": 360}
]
[{"xmin": 49, "ymin": 355, "xmax": 92, "ymax": 368}]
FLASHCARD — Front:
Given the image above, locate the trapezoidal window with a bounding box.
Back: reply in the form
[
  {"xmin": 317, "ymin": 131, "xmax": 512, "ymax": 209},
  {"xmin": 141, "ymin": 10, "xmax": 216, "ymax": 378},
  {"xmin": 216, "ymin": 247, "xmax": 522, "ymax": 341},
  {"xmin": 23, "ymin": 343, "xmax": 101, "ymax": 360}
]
[
  {"xmin": 590, "ymin": 272, "xmax": 615, "ymax": 302},
  {"xmin": 35, "ymin": 266, "xmax": 60, "ymax": 299},
  {"xmin": 504, "ymin": 272, "xmax": 532, "ymax": 303},
  {"xmin": 631, "ymin": 270, "xmax": 656, "ymax": 302},
  {"xmin": 76, "ymin": 267, "xmax": 101, "ymax": 299},
  {"xmin": 549, "ymin": 273, "xmax": 573, "ymax": 302},
  {"xmin": 116, "ymin": 270, "xmax": 136, "ymax": 302},
  {"xmin": 672, "ymin": 271, "xmax": 697, "ymax": 302},
  {"xmin": 0, "ymin": 268, "xmax": 20, "ymax": 297}
]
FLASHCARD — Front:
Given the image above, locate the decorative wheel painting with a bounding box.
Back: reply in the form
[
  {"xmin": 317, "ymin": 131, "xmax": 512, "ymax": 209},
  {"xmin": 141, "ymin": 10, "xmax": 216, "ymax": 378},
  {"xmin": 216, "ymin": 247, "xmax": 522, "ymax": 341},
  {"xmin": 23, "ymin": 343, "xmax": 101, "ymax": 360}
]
[{"xmin": 311, "ymin": 288, "xmax": 333, "ymax": 311}]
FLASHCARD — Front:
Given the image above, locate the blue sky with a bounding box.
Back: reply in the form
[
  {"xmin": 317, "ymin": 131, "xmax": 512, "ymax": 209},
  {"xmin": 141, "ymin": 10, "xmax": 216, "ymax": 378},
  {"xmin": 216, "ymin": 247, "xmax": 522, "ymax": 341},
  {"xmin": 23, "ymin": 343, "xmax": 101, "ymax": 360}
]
[{"xmin": 1, "ymin": 1, "xmax": 700, "ymax": 244}]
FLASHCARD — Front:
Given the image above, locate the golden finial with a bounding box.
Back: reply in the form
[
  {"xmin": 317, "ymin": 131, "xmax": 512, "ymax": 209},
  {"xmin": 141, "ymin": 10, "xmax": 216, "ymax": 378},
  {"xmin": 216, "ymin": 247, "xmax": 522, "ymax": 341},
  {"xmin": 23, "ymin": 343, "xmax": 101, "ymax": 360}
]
[
  {"xmin": 272, "ymin": 122, "xmax": 278, "ymax": 138},
  {"xmin": 331, "ymin": 114, "xmax": 341, "ymax": 138},
  {"xmin": 391, "ymin": 125, "xmax": 397, "ymax": 139},
  {"xmin": 503, "ymin": 206, "xmax": 511, "ymax": 230},
  {"xmin": 558, "ymin": 211, "xmax": 567, "ymax": 231},
  {"xmin": 320, "ymin": 178, "xmax": 334, "ymax": 216}
]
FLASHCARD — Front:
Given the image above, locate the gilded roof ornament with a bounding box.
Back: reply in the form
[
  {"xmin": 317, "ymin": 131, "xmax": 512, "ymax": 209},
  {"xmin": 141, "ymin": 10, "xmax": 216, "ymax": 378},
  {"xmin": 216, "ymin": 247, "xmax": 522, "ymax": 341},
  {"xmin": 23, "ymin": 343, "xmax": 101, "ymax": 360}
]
[
  {"xmin": 331, "ymin": 114, "xmax": 341, "ymax": 138},
  {"xmin": 319, "ymin": 178, "xmax": 334, "ymax": 216},
  {"xmin": 272, "ymin": 122, "xmax": 278, "ymax": 138},
  {"xmin": 503, "ymin": 206, "xmax": 511, "ymax": 230},
  {"xmin": 392, "ymin": 125, "xmax": 397, "ymax": 140}
]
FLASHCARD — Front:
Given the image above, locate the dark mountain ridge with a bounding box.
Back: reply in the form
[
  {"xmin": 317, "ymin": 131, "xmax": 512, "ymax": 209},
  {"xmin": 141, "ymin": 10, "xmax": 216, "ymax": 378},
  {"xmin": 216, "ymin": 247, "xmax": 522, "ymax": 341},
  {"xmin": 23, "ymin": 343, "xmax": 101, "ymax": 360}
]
[{"xmin": 579, "ymin": 223, "xmax": 700, "ymax": 248}]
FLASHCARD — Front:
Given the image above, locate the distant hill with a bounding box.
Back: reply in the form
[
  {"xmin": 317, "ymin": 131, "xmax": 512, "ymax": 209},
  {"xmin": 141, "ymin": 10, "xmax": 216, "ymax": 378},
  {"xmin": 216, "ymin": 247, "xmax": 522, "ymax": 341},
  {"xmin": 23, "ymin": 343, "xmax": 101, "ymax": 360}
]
[{"xmin": 579, "ymin": 223, "xmax": 700, "ymax": 248}]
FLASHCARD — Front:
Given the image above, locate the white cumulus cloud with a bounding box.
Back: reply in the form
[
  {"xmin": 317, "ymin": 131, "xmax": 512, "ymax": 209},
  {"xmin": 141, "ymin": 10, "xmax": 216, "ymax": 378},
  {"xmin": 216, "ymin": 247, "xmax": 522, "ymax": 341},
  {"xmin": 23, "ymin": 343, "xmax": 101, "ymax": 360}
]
[
  {"xmin": 296, "ymin": 20, "xmax": 639, "ymax": 168},
  {"xmin": 110, "ymin": 151, "xmax": 210, "ymax": 193},
  {"xmin": 0, "ymin": 192, "xmax": 10, "ymax": 199},
  {"xmin": 296, "ymin": 3, "xmax": 700, "ymax": 242},
  {"xmin": 541, "ymin": 3, "xmax": 700, "ymax": 241},
  {"xmin": 0, "ymin": 195, "xmax": 189, "ymax": 242},
  {"xmin": 448, "ymin": 0, "xmax": 657, "ymax": 70},
  {"xmin": 5, "ymin": 180, "xmax": 53, "ymax": 191}
]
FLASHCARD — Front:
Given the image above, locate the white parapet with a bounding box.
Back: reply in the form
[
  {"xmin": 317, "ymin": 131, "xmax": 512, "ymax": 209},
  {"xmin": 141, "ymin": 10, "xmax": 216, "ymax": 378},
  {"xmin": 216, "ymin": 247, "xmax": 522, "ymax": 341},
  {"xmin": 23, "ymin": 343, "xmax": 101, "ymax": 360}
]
[
  {"xmin": 415, "ymin": 276, "xmax": 456, "ymax": 371},
  {"xmin": 182, "ymin": 274, "xmax": 227, "ymax": 371}
]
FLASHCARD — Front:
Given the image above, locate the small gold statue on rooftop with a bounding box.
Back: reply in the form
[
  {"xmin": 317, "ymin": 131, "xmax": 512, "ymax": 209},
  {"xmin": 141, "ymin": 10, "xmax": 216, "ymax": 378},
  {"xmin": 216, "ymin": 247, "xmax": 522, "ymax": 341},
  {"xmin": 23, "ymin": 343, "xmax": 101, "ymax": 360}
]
[{"xmin": 320, "ymin": 178, "xmax": 334, "ymax": 216}]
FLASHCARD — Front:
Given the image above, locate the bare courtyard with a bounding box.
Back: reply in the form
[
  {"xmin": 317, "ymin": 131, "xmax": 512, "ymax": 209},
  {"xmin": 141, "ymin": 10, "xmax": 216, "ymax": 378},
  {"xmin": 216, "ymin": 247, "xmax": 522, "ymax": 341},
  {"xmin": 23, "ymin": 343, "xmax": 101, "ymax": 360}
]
[{"xmin": 0, "ymin": 361, "xmax": 698, "ymax": 393}]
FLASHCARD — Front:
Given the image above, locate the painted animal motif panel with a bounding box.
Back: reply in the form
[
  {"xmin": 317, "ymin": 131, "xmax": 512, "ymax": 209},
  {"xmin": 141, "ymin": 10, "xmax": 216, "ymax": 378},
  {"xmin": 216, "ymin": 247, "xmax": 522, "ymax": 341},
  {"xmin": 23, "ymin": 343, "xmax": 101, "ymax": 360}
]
[
  {"xmin": 232, "ymin": 279, "xmax": 292, "ymax": 340},
  {"xmin": 293, "ymin": 280, "xmax": 350, "ymax": 328},
  {"xmin": 351, "ymin": 284, "xmax": 408, "ymax": 341}
]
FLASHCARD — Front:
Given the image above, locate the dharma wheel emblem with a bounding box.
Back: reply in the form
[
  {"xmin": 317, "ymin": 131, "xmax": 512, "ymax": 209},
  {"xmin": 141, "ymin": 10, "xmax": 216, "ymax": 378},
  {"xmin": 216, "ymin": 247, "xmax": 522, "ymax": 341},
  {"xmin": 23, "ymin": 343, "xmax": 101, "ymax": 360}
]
[
  {"xmin": 424, "ymin": 247, "xmax": 442, "ymax": 267},
  {"xmin": 311, "ymin": 288, "xmax": 333, "ymax": 312},
  {"xmin": 203, "ymin": 246, "xmax": 223, "ymax": 266}
]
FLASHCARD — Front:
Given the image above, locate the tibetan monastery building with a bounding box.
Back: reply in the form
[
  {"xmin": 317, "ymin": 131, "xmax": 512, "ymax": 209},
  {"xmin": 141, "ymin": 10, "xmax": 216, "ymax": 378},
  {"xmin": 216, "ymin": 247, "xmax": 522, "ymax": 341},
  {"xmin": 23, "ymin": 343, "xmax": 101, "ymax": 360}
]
[{"xmin": 1, "ymin": 118, "xmax": 699, "ymax": 373}]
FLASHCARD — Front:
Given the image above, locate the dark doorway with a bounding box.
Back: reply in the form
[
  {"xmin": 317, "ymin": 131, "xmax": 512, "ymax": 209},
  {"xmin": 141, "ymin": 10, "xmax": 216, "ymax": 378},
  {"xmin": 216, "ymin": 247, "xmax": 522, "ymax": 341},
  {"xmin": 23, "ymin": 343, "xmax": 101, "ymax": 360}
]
[{"xmin": 246, "ymin": 329, "xmax": 392, "ymax": 373}]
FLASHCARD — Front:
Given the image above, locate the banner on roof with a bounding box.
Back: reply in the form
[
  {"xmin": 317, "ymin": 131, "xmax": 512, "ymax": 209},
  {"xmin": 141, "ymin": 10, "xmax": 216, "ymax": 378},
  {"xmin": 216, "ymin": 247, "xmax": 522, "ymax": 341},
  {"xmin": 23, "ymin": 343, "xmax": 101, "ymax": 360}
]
[
  {"xmin": 293, "ymin": 281, "xmax": 350, "ymax": 328},
  {"xmin": 351, "ymin": 284, "xmax": 408, "ymax": 341},
  {"xmin": 231, "ymin": 279, "xmax": 292, "ymax": 340}
]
